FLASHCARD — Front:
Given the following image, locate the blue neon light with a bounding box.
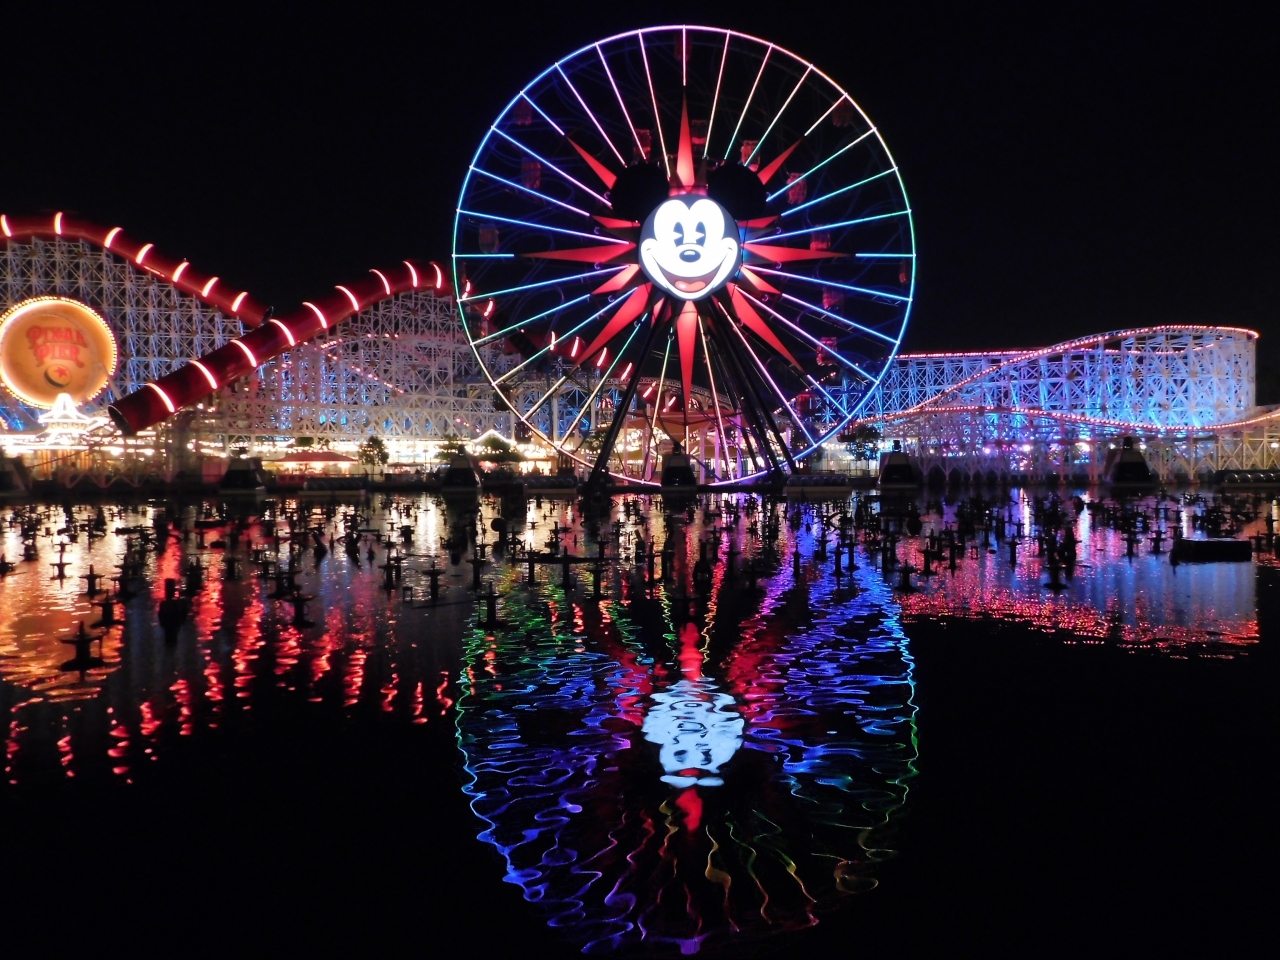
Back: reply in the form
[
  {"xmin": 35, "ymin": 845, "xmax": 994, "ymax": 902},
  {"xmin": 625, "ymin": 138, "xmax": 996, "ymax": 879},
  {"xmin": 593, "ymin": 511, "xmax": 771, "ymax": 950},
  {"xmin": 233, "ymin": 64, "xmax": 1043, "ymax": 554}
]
[
  {"xmin": 469, "ymin": 167, "xmax": 592, "ymax": 219},
  {"xmin": 779, "ymin": 292, "xmax": 899, "ymax": 344},
  {"xmin": 457, "ymin": 209, "xmax": 629, "ymax": 245},
  {"xmin": 779, "ymin": 168, "xmax": 897, "ymax": 217},
  {"xmin": 490, "ymin": 127, "xmax": 611, "ymax": 207},
  {"xmin": 769, "ymin": 209, "xmax": 911, "ymax": 242},
  {"xmin": 765, "ymin": 128, "xmax": 876, "ymax": 201},
  {"xmin": 462, "ymin": 265, "xmax": 624, "ymax": 304}
]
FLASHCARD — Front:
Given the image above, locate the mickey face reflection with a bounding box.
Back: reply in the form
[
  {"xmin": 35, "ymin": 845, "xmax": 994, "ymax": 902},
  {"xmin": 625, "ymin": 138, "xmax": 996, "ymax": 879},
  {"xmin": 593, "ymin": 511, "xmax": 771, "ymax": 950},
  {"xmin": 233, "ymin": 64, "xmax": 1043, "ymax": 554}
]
[
  {"xmin": 639, "ymin": 197, "xmax": 741, "ymax": 301},
  {"xmin": 642, "ymin": 680, "xmax": 744, "ymax": 788}
]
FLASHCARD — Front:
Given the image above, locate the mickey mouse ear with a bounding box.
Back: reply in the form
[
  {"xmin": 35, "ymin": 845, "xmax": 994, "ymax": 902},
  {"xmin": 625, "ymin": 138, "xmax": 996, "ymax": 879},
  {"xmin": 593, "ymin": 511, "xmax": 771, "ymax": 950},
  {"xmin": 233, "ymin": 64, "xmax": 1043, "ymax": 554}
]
[{"xmin": 706, "ymin": 163, "xmax": 769, "ymax": 222}]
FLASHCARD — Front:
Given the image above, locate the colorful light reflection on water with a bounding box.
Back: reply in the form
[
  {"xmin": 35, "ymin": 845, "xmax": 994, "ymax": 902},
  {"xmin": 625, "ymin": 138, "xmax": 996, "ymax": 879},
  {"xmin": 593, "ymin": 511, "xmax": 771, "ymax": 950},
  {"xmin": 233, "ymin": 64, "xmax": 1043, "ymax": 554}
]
[
  {"xmin": 456, "ymin": 521, "xmax": 918, "ymax": 953},
  {"xmin": 0, "ymin": 488, "xmax": 1269, "ymax": 953}
]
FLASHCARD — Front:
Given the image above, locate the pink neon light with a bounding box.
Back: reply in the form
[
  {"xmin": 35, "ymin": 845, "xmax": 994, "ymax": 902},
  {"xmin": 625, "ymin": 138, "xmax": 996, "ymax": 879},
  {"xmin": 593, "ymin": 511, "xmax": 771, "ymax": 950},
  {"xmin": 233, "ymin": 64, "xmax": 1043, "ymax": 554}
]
[
  {"xmin": 172, "ymin": 262, "xmax": 190, "ymax": 282},
  {"xmin": 371, "ymin": 269, "xmax": 391, "ymax": 295},
  {"xmin": 620, "ymin": 362, "xmax": 634, "ymax": 382},
  {"xmin": 135, "ymin": 243, "xmax": 153, "ymax": 265},
  {"xmin": 190, "ymin": 360, "xmax": 219, "ymax": 391},
  {"xmin": 104, "ymin": 227, "xmax": 122, "ymax": 248},
  {"xmin": 201, "ymin": 277, "xmax": 219, "ymax": 297},
  {"xmin": 483, "ymin": 299, "xmax": 496, "ymax": 318},
  {"xmin": 596, "ymin": 347, "xmax": 609, "ymax": 368},
  {"xmin": 231, "ymin": 292, "xmax": 248, "ymax": 312},
  {"xmin": 571, "ymin": 338, "xmax": 581, "ymax": 359},
  {"xmin": 463, "ymin": 279, "xmax": 472, "ymax": 298},
  {"xmin": 431, "ymin": 263, "xmax": 443, "ymax": 289},
  {"xmin": 270, "ymin": 318, "xmax": 297, "ymax": 346},
  {"xmin": 303, "ymin": 302, "xmax": 328, "ymax": 329},
  {"xmin": 0, "ymin": 215, "xmax": 10, "ymax": 238},
  {"xmin": 231, "ymin": 339, "xmax": 258, "ymax": 366},
  {"xmin": 404, "ymin": 261, "xmax": 419, "ymax": 288},
  {"xmin": 337, "ymin": 285, "xmax": 360, "ymax": 312},
  {"xmin": 643, "ymin": 384, "xmax": 655, "ymax": 400},
  {"xmin": 54, "ymin": 212, "xmax": 63, "ymax": 235},
  {"xmin": 147, "ymin": 382, "xmax": 176, "ymax": 413}
]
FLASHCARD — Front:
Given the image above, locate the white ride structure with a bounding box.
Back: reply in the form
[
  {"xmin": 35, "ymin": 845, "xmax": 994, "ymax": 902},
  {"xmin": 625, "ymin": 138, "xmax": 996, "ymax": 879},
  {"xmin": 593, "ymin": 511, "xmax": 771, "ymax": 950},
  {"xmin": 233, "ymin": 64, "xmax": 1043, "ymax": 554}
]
[{"xmin": 860, "ymin": 326, "xmax": 1278, "ymax": 483}]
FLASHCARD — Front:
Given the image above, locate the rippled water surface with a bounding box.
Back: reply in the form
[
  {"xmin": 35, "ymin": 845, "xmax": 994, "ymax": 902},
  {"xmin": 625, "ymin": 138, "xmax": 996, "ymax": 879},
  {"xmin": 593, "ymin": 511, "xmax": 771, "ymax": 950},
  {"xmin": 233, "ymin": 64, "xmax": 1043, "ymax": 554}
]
[{"xmin": 0, "ymin": 489, "xmax": 1272, "ymax": 954}]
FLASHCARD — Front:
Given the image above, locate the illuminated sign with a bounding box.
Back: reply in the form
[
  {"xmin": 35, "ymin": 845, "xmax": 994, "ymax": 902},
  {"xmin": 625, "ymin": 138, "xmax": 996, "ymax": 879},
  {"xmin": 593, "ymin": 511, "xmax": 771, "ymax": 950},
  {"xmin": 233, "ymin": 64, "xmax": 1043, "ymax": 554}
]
[
  {"xmin": 0, "ymin": 297, "xmax": 118, "ymax": 409},
  {"xmin": 638, "ymin": 197, "xmax": 741, "ymax": 301}
]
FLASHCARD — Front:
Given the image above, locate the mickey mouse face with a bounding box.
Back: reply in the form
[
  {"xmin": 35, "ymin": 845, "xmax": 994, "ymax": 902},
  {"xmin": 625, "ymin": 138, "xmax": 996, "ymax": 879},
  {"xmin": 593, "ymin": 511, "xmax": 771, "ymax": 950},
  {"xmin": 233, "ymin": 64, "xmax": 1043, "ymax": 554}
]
[{"xmin": 639, "ymin": 197, "xmax": 741, "ymax": 301}]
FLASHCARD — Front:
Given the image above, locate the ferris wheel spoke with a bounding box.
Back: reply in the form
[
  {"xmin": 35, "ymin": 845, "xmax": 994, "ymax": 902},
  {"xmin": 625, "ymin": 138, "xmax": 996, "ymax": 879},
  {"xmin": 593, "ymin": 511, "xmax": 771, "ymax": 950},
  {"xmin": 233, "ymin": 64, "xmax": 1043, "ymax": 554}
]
[
  {"xmin": 517, "ymin": 92, "xmax": 565, "ymax": 135},
  {"xmin": 777, "ymin": 292, "xmax": 898, "ymax": 345},
  {"xmin": 756, "ymin": 267, "xmax": 911, "ymax": 304},
  {"xmin": 769, "ymin": 209, "xmax": 912, "ymax": 240},
  {"xmin": 717, "ymin": 325, "xmax": 791, "ymax": 472},
  {"xmin": 578, "ymin": 283, "xmax": 651, "ymax": 363},
  {"xmin": 803, "ymin": 96, "xmax": 846, "ymax": 137},
  {"xmin": 490, "ymin": 128, "xmax": 612, "ymax": 207},
  {"xmin": 468, "ymin": 167, "xmax": 593, "ymax": 219},
  {"xmin": 779, "ymin": 168, "xmax": 898, "ymax": 218},
  {"xmin": 555, "ymin": 64, "xmax": 627, "ymax": 167},
  {"xmin": 457, "ymin": 209, "xmax": 629, "ymax": 246},
  {"xmin": 744, "ymin": 65, "xmax": 811, "ymax": 168},
  {"xmin": 560, "ymin": 322, "xmax": 644, "ymax": 444},
  {"xmin": 804, "ymin": 374, "xmax": 851, "ymax": 419},
  {"xmin": 726, "ymin": 316, "xmax": 817, "ymax": 448},
  {"xmin": 702, "ymin": 32, "xmax": 732, "ymax": 160},
  {"xmin": 639, "ymin": 334, "xmax": 673, "ymax": 480},
  {"xmin": 519, "ymin": 376, "xmax": 569, "ymax": 420},
  {"xmin": 739, "ymin": 290, "xmax": 878, "ymax": 382},
  {"xmin": 492, "ymin": 299, "xmax": 618, "ymax": 384},
  {"xmin": 764, "ymin": 127, "xmax": 876, "ymax": 202},
  {"xmin": 725, "ymin": 45, "xmax": 772, "ymax": 162},
  {"xmin": 471, "ymin": 294, "xmax": 591, "ymax": 346},
  {"xmin": 698, "ymin": 316, "xmax": 733, "ymax": 478},
  {"xmin": 462, "ymin": 265, "xmax": 625, "ymax": 303},
  {"xmin": 596, "ymin": 44, "xmax": 646, "ymax": 159},
  {"xmin": 722, "ymin": 288, "xmax": 800, "ymax": 368},
  {"xmin": 638, "ymin": 33, "xmax": 671, "ymax": 177}
]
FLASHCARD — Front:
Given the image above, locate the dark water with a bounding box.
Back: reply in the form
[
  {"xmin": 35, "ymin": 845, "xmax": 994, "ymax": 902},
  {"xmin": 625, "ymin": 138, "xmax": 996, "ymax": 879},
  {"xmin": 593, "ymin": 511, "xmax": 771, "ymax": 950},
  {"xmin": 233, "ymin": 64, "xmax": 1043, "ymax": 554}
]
[{"xmin": 1, "ymin": 492, "xmax": 1273, "ymax": 955}]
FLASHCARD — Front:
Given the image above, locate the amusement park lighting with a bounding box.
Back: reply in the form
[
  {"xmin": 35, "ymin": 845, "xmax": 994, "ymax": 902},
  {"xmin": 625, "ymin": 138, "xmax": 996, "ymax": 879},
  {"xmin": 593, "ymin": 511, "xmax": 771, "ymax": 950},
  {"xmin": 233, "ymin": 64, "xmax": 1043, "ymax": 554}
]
[{"xmin": 303, "ymin": 302, "xmax": 328, "ymax": 328}]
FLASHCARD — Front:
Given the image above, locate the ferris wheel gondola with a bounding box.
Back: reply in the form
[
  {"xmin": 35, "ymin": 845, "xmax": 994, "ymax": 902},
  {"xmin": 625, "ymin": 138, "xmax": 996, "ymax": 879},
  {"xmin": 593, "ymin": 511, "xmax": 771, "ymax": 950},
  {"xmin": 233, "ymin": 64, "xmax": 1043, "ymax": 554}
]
[{"xmin": 453, "ymin": 26, "xmax": 914, "ymax": 488}]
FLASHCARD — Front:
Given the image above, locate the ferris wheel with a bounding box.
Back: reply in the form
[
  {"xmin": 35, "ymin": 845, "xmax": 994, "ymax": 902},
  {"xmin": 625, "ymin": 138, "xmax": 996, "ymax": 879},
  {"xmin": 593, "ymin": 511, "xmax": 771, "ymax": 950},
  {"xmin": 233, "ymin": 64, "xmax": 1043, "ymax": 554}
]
[{"xmin": 453, "ymin": 25, "xmax": 914, "ymax": 487}]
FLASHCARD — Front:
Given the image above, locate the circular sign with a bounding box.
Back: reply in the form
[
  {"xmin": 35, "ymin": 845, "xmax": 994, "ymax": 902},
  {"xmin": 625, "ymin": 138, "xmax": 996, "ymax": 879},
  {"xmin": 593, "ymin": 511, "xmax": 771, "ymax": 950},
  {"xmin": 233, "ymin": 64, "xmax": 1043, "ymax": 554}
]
[
  {"xmin": 638, "ymin": 197, "xmax": 742, "ymax": 301},
  {"xmin": 0, "ymin": 296, "xmax": 118, "ymax": 409}
]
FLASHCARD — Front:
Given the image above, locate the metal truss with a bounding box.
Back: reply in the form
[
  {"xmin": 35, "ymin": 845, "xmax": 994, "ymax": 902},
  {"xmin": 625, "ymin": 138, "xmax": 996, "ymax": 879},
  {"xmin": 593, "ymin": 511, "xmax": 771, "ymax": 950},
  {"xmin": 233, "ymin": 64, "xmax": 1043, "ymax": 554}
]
[
  {"xmin": 862, "ymin": 326, "xmax": 1278, "ymax": 480},
  {"xmin": 216, "ymin": 289, "xmax": 512, "ymax": 449},
  {"xmin": 0, "ymin": 238, "xmax": 242, "ymax": 430}
]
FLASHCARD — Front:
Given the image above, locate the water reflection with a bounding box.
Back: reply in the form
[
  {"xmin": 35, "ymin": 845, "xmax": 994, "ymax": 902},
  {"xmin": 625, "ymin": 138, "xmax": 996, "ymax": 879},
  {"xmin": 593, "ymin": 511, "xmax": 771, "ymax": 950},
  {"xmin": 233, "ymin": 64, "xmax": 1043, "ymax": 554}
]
[
  {"xmin": 0, "ymin": 497, "xmax": 473, "ymax": 783},
  {"xmin": 893, "ymin": 492, "xmax": 1263, "ymax": 654},
  {"xmin": 0, "ymin": 487, "xmax": 1272, "ymax": 953},
  {"xmin": 456, "ymin": 512, "xmax": 918, "ymax": 954}
]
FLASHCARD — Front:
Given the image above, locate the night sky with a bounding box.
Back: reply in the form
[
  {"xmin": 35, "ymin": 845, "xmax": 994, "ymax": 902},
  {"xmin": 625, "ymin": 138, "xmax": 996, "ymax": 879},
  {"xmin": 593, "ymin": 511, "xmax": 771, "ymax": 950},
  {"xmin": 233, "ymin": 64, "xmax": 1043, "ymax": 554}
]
[{"xmin": 4, "ymin": 3, "xmax": 1277, "ymax": 390}]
